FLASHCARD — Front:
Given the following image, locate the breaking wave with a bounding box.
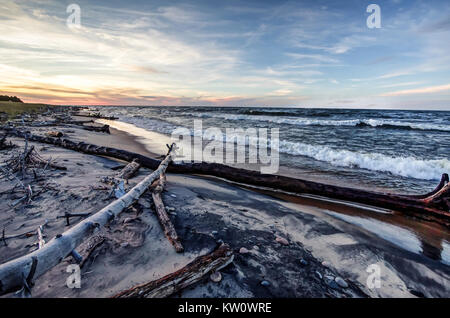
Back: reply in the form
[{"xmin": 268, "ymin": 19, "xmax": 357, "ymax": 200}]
[
  {"xmin": 184, "ymin": 112, "xmax": 450, "ymax": 132},
  {"xmin": 279, "ymin": 140, "xmax": 450, "ymax": 180},
  {"xmin": 101, "ymin": 116, "xmax": 449, "ymax": 181}
]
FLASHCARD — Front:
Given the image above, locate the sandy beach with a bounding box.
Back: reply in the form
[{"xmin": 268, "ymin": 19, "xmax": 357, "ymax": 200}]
[{"xmin": 0, "ymin": 109, "xmax": 448, "ymax": 298}]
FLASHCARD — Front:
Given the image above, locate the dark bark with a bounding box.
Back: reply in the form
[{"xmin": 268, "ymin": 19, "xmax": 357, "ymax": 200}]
[
  {"xmin": 73, "ymin": 113, "xmax": 118, "ymax": 120},
  {"xmin": 80, "ymin": 124, "xmax": 110, "ymax": 134}
]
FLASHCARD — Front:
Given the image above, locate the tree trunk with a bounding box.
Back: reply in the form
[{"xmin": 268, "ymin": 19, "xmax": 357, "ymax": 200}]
[
  {"xmin": 112, "ymin": 244, "xmax": 233, "ymax": 298},
  {"xmin": 0, "ymin": 142, "xmax": 176, "ymax": 296},
  {"xmin": 2, "ymin": 127, "xmax": 449, "ymax": 226}
]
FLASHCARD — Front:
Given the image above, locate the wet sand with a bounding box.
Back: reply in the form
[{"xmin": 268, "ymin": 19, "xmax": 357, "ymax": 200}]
[{"xmin": 0, "ymin": 116, "xmax": 449, "ymax": 298}]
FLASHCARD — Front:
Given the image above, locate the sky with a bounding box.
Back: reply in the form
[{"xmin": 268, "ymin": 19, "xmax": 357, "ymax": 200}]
[{"xmin": 0, "ymin": 0, "xmax": 449, "ymax": 109}]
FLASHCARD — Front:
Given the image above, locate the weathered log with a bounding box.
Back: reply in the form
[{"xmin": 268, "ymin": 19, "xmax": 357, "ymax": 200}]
[
  {"xmin": 78, "ymin": 235, "xmax": 106, "ymax": 268},
  {"xmin": 73, "ymin": 112, "xmax": 118, "ymax": 120},
  {"xmin": 1, "ymin": 127, "xmax": 449, "ymax": 226},
  {"xmin": 112, "ymin": 244, "xmax": 233, "ymax": 298},
  {"xmin": 406, "ymin": 174, "xmax": 449, "ymax": 199},
  {"xmin": 0, "ymin": 143, "xmax": 176, "ymax": 296},
  {"xmin": 151, "ymin": 173, "xmax": 184, "ymax": 253},
  {"xmin": 16, "ymin": 120, "xmax": 110, "ymax": 134},
  {"xmin": 421, "ymin": 183, "xmax": 450, "ymax": 211},
  {"xmin": 116, "ymin": 159, "xmax": 140, "ymax": 180},
  {"xmin": 81, "ymin": 124, "xmax": 110, "ymax": 134},
  {"xmin": 55, "ymin": 118, "xmax": 94, "ymax": 125}
]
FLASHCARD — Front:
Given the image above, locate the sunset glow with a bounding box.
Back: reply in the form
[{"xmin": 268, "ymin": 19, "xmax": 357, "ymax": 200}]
[{"xmin": 1, "ymin": 0, "xmax": 449, "ymax": 109}]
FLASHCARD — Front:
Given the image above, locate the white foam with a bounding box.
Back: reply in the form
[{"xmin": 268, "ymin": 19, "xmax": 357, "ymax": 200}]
[
  {"xmin": 184, "ymin": 112, "xmax": 450, "ymax": 131},
  {"xmin": 99, "ymin": 117, "xmax": 449, "ymax": 181},
  {"xmin": 280, "ymin": 140, "xmax": 450, "ymax": 180}
]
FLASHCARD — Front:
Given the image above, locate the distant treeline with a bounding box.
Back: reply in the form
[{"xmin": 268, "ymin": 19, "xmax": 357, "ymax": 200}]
[{"xmin": 0, "ymin": 95, "xmax": 23, "ymax": 103}]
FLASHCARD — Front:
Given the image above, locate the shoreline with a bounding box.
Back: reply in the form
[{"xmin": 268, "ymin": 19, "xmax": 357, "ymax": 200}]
[
  {"xmin": 97, "ymin": 116, "xmax": 439, "ymax": 195},
  {"xmin": 0, "ymin": 108, "xmax": 449, "ymax": 298},
  {"xmin": 106, "ymin": 120, "xmax": 450, "ymax": 265}
]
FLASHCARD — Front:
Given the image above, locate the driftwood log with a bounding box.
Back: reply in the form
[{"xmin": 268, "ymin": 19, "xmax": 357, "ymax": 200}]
[
  {"xmin": 116, "ymin": 159, "xmax": 140, "ymax": 180},
  {"xmin": 0, "ymin": 142, "xmax": 176, "ymax": 296},
  {"xmin": 1, "ymin": 127, "xmax": 449, "ymax": 227},
  {"xmin": 78, "ymin": 235, "xmax": 106, "ymax": 268},
  {"xmin": 81, "ymin": 124, "xmax": 110, "ymax": 134},
  {"xmin": 151, "ymin": 173, "xmax": 184, "ymax": 253},
  {"xmin": 8, "ymin": 120, "xmax": 110, "ymax": 134},
  {"xmin": 73, "ymin": 112, "xmax": 118, "ymax": 120},
  {"xmin": 112, "ymin": 244, "xmax": 233, "ymax": 298}
]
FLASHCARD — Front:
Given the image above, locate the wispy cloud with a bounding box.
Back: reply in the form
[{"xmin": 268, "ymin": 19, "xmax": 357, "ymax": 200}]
[
  {"xmin": 0, "ymin": 0, "xmax": 448, "ymax": 109},
  {"xmin": 381, "ymin": 84, "xmax": 450, "ymax": 96}
]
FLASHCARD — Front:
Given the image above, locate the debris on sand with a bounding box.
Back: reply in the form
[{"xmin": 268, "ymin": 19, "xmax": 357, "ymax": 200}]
[
  {"xmin": 275, "ymin": 236, "xmax": 289, "ymax": 246},
  {"xmin": 210, "ymin": 271, "xmax": 222, "ymax": 283}
]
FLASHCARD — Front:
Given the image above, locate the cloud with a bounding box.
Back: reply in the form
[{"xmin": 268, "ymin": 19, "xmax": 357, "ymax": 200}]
[
  {"xmin": 124, "ymin": 65, "xmax": 166, "ymax": 74},
  {"xmin": 0, "ymin": 0, "xmax": 449, "ymax": 109},
  {"xmin": 419, "ymin": 15, "xmax": 450, "ymax": 33},
  {"xmin": 379, "ymin": 81, "xmax": 424, "ymax": 88},
  {"xmin": 285, "ymin": 53, "xmax": 339, "ymax": 63},
  {"xmin": 381, "ymin": 84, "xmax": 450, "ymax": 97}
]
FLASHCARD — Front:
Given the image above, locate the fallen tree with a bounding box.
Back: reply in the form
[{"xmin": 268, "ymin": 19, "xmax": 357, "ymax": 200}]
[
  {"xmin": 0, "ymin": 142, "xmax": 176, "ymax": 296},
  {"xmin": 1, "ymin": 127, "xmax": 449, "ymax": 227},
  {"xmin": 81, "ymin": 124, "xmax": 110, "ymax": 134},
  {"xmin": 112, "ymin": 244, "xmax": 233, "ymax": 298},
  {"xmin": 72, "ymin": 112, "xmax": 118, "ymax": 120},
  {"xmin": 6, "ymin": 120, "xmax": 110, "ymax": 134}
]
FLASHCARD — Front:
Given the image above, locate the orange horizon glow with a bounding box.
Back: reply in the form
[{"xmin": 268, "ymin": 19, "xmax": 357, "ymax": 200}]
[{"xmin": 1, "ymin": 1, "xmax": 449, "ymax": 110}]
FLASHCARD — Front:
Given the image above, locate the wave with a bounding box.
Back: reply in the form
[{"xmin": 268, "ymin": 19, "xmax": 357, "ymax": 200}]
[
  {"xmin": 184, "ymin": 112, "xmax": 450, "ymax": 132},
  {"xmin": 101, "ymin": 116, "xmax": 449, "ymax": 181},
  {"xmin": 279, "ymin": 140, "xmax": 450, "ymax": 180},
  {"xmin": 236, "ymin": 109, "xmax": 331, "ymax": 117}
]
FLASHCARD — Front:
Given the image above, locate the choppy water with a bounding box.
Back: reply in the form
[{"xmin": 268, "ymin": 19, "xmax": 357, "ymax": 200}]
[
  {"xmin": 90, "ymin": 106, "xmax": 450, "ymax": 194},
  {"xmin": 87, "ymin": 106, "xmax": 450, "ymax": 265}
]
